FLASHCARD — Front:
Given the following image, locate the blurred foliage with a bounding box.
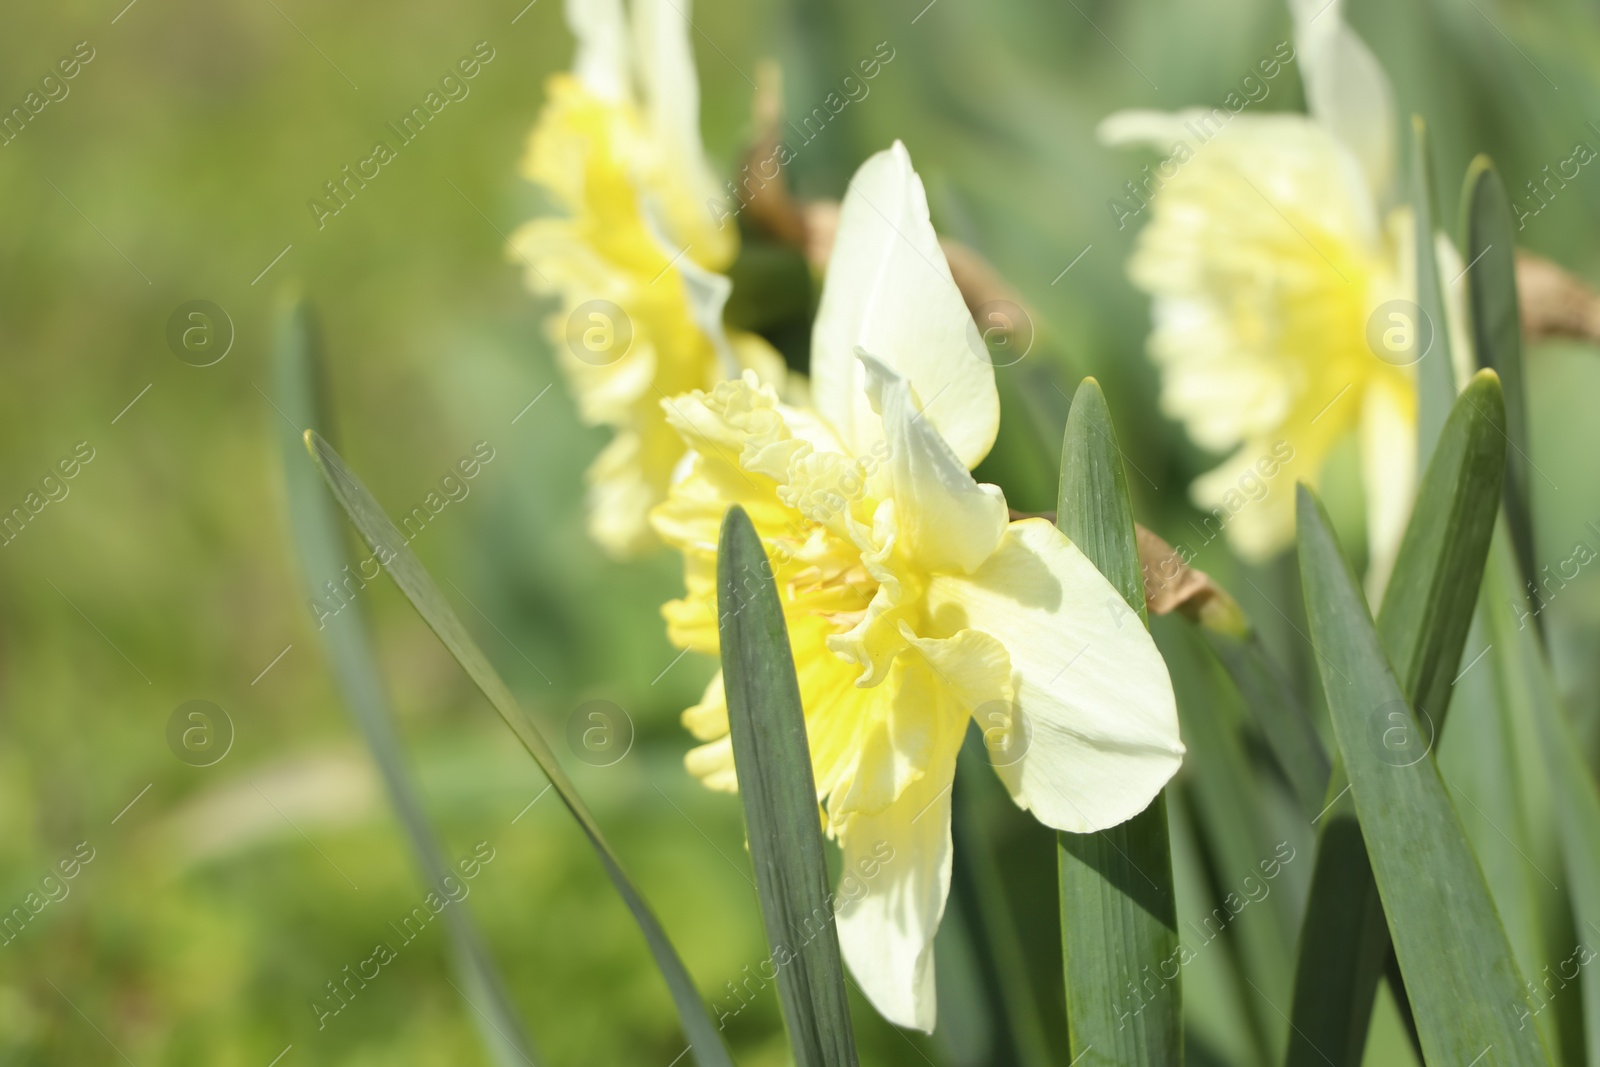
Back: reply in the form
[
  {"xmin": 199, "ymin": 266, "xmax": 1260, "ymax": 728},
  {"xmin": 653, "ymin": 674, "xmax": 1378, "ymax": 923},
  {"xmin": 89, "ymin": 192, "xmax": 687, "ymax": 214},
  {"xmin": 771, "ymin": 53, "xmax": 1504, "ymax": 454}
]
[{"xmin": 3, "ymin": 0, "xmax": 1600, "ymax": 1063}]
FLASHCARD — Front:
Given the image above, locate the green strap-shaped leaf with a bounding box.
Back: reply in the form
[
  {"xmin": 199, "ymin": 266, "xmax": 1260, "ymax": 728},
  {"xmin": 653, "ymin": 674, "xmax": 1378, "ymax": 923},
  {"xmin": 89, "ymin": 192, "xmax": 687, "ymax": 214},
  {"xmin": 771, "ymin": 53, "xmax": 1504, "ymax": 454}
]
[
  {"xmin": 274, "ymin": 301, "xmax": 538, "ymax": 1066},
  {"xmin": 940, "ymin": 732, "xmax": 1055, "ymax": 1067},
  {"xmin": 305, "ymin": 431, "xmax": 733, "ymax": 1067},
  {"xmin": 1412, "ymin": 116, "xmax": 1459, "ymax": 469},
  {"xmin": 1379, "ymin": 372, "xmax": 1509, "ymax": 708},
  {"xmin": 1200, "ymin": 626, "xmax": 1330, "ymax": 821},
  {"xmin": 1294, "ymin": 483, "xmax": 1551, "ymax": 1067},
  {"xmin": 1056, "ymin": 378, "xmax": 1181, "ymax": 1067},
  {"xmin": 1462, "ymin": 157, "xmax": 1537, "ymax": 595},
  {"xmin": 1286, "ymin": 369, "xmax": 1509, "ymax": 1065},
  {"xmin": 1481, "ymin": 535, "xmax": 1600, "ymax": 1065},
  {"xmin": 716, "ymin": 506, "xmax": 859, "ymax": 1067},
  {"xmin": 1158, "ymin": 619, "xmax": 1295, "ymax": 1063}
]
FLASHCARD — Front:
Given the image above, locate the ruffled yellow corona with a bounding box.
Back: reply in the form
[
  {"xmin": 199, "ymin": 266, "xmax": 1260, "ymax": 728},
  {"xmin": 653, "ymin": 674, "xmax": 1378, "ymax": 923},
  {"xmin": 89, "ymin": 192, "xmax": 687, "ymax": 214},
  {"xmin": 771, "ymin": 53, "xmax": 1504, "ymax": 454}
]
[
  {"xmin": 1102, "ymin": 0, "xmax": 1454, "ymax": 593},
  {"xmin": 514, "ymin": 0, "xmax": 780, "ymax": 557},
  {"xmin": 652, "ymin": 142, "xmax": 1184, "ymax": 1031}
]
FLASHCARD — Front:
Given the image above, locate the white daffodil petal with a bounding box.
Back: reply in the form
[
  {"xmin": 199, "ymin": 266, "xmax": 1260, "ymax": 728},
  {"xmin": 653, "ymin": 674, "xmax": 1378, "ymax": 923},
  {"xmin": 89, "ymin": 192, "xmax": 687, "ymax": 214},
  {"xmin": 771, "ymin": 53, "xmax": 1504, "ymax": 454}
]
[
  {"xmin": 1435, "ymin": 232, "xmax": 1477, "ymax": 389},
  {"xmin": 811, "ymin": 142, "xmax": 998, "ymax": 469},
  {"xmin": 1290, "ymin": 0, "xmax": 1397, "ymax": 196},
  {"xmin": 631, "ymin": 0, "xmax": 722, "ymax": 210},
  {"xmin": 1360, "ymin": 374, "xmax": 1416, "ymax": 604},
  {"xmin": 1097, "ymin": 107, "xmax": 1239, "ymax": 151},
  {"xmin": 859, "ymin": 351, "xmax": 1008, "ymax": 575},
  {"xmin": 927, "ymin": 519, "xmax": 1184, "ymax": 833},
  {"xmin": 565, "ymin": 0, "xmax": 630, "ymax": 101},
  {"xmin": 835, "ymin": 652, "xmax": 970, "ymax": 1033}
]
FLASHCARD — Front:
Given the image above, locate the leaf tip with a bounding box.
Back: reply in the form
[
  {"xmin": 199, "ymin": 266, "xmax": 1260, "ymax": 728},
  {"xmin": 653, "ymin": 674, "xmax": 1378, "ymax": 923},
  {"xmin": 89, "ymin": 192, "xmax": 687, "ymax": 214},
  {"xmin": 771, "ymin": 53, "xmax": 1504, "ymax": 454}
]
[
  {"xmin": 1065, "ymin": 376, "xmax": 1111, "ymax": 432},
  {"xmin": 1294, "ymin": 480, "xmax": 1326, "ymax": 532}
]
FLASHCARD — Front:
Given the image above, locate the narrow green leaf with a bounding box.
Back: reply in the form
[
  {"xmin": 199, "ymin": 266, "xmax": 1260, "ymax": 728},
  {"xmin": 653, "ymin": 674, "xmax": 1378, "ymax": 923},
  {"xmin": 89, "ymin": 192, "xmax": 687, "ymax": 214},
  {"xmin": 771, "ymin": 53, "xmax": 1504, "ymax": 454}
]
[
  {"xmin": 1482, "ymin": 538, "xmax": 1600, "ymax": 1065},
  {"xmin": 1155, "ymin": 620, "xmax": 1295, "ymax": 1065},
  {"xmin": 717, "ymin": 506, "xmax": 858, "ymax": 1067},
  {"xmin": 1286, "ymin": 370, "xmax": 1509, "ymax": 1065},
  {"xmin": 1411, "ymin": 115, "xmax": 1459, "ymax": 470},
  {"xmin": 1294, "ymin": 484, "xmax": 1550, "ymax": 1066},
  {"xmin": 304, "ymin": 431, "xmax": 733, "ymax": 1067},
  {"xmin": 1462, "ymin": 157, "xmax": 1537, "ymax": 594},
  {"xmin": 938, "ymin": 732, "xmax": 1055, "ymax": 1067},
  {"xmin": 273, "ymin": 300, "xmax": 537, "ymax": 1066},
  {"xmin": 1378, "ymin": 371, "xmax": 1509, "ymax": 714},
  {"xmin": 1200, "ymin": 627, "xmax": 1330, "ymax": 821},
  {"xmin": 1056, "ymin": 378, "xmax": 1181, "ymax": 1067},
  {"xmin": 1058, "ymin": 378, "xmax": 1146, "ymax": 626}
]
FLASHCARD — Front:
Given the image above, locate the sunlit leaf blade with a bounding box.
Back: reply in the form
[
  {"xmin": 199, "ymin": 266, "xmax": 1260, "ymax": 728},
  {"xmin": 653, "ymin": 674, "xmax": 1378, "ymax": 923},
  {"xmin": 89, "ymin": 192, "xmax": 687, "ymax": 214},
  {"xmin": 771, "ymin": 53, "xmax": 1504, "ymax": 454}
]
[
  {"xmin": 1412, "ymin": 116, "xmax": 1458, "ymax": 469},
  {"xmin": 304, "ymin": 430, "xmax": 734, "ymax": 1067},
  {"xmin": 1056, "ymin": 378, "xmax": 1181, "ymax": 1067},
  {"xmin": 1058, "ymin": 378, "xmax": 1145, "ymax": 625},
  {"xmin": 1286, "ymin": 370, "xmax": 1509, "ymax": 1065},
  {"xmin": 1294, "ymin": 484, "xmax": 1550, "ymax": 1067},
  {"xmin": 273, "ymin": 300, "xmax": 538, "ymax": 1066},
  {"xmin": 1481, "ymin": 538, "xmax": 1600, "ymax": 1066},
  {"xmin": 716, "ymin": 506, "xmax": 858, "ymax": 1067},
  {"xmin": 1462, "ymin": 157, "xmax": 1537, "ymax": 594},
  {"xmin": 1379, "ymin": 370, "xmax": 1508, "ymax": 718}
]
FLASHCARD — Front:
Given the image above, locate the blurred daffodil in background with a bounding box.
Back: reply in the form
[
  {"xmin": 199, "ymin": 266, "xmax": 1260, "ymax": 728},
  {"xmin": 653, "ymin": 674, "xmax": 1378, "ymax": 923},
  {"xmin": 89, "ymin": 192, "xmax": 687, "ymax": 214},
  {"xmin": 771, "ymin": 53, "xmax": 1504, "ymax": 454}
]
[
  {"xmin": 1101, "ymin": 0, "xmax": 1459, "ymax": 594},
  {"xmin": 513, "ymin": 0, "xmax": 782, "ymax": 557},
  {"xmin": 651, "ymin": 142, "xmax": 1185, "ymax": 1031}
]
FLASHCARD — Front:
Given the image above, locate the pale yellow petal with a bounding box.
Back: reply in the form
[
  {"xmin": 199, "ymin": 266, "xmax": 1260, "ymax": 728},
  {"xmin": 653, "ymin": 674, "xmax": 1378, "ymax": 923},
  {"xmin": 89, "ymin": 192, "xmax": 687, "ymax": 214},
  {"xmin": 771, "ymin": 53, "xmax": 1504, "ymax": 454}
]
[
  {"xmin": 684, "ymin": 734, "xmax": 738, "ymax": 793},
  {"xmin": 584, "ymin": 429, "xmax": 658, "ymax": 557},
  {"xmin": 682, "ymin": 671, "xmax": 728, "ymax": 741},
  {"xmin": 1435, "ymin": 232, "xmax": 1477, "ymax": 389},
  {"xmin": 926, "ymin": 519, "xmax": 1184, "ymax": 833},
  {"xmin": 860, "ymin": 352, "xmax": 1008, "ymax": 575},
  {"xmin": 811, "ymin": 142, "xmax": 998, "ymax": 469},
  {"xmin": 1290, "ymin": 0, "xmax": 1397, "ymax": 195},
  {"xmin": 1188, "ymin": 437, "xmax": 1310, "ymax": 564},
  {"xmin": 1360, "ymin": 373, "xmax": 1416, "ymax": 604},
  {"xmin": 834, "ymin": 650, "xmax": 973, "ymax": 1032},
  {"xmin": 565, "ymin": 0, "xmax": 630, "ymax": 102}
]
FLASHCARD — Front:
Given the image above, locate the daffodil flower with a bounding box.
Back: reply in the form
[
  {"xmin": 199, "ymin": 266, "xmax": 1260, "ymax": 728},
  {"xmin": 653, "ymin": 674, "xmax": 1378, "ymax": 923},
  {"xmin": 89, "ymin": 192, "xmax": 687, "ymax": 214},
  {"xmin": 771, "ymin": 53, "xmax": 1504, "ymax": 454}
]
[
  {"xmin": 651, "ymin": 142, "xmax": 1184, "ymax": 1031},
  {"xmin": 1100, "ymin": 0, "xmax": 1467, "ymax": 594},
  {"xmin": 513, "ymin": 0, "xmax": 782, "ymax": 557}
]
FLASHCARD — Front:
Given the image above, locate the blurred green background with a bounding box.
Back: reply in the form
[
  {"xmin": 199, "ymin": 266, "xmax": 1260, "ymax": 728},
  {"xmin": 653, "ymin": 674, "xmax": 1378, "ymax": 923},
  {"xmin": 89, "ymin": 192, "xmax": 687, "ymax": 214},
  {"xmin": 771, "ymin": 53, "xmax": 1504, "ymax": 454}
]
[{"xmin": 4, "ymin": 0, "xmax": 1600, "ymax": 1063}]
